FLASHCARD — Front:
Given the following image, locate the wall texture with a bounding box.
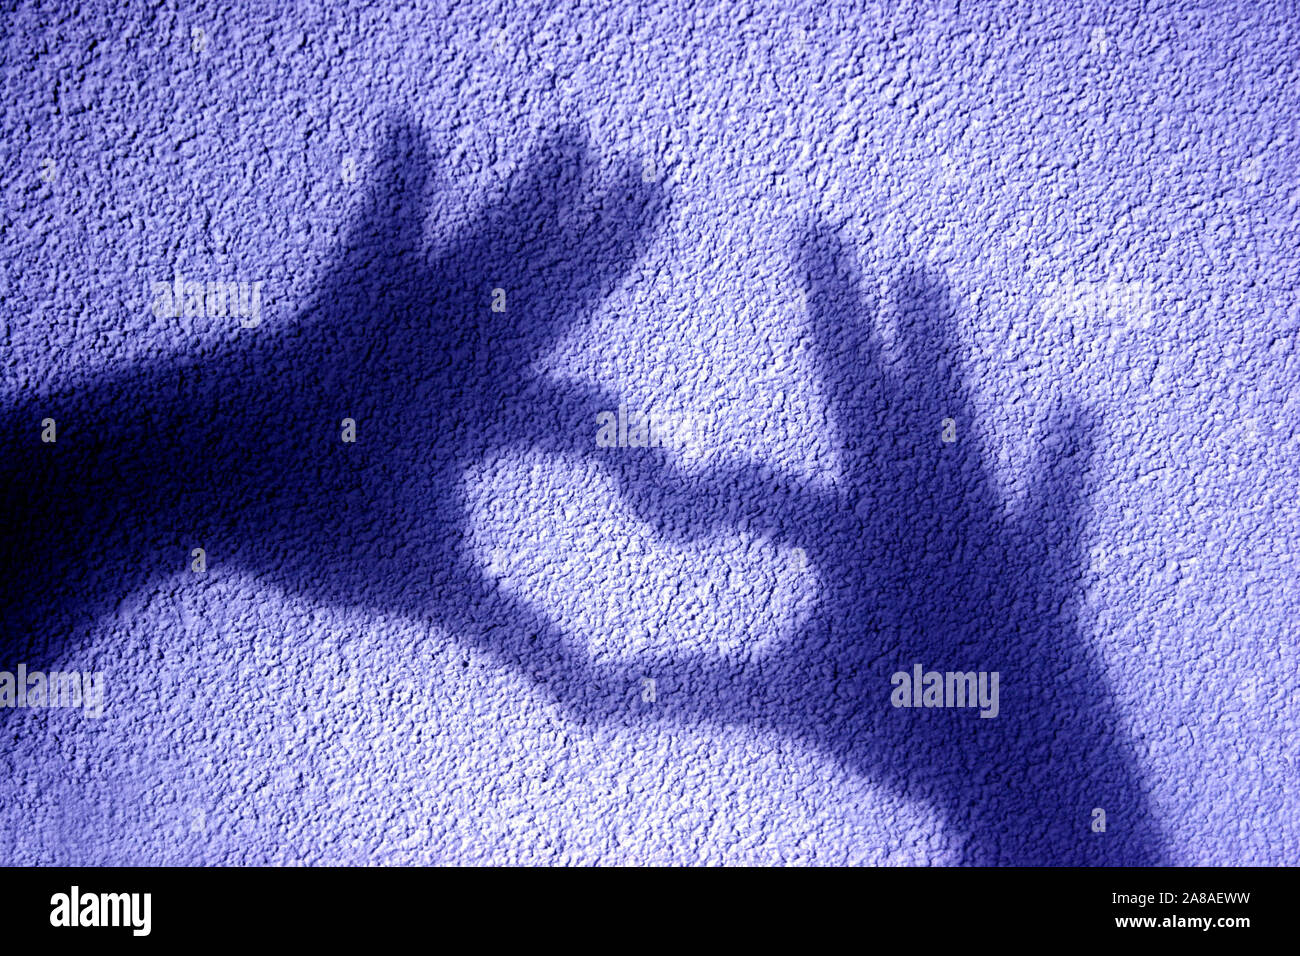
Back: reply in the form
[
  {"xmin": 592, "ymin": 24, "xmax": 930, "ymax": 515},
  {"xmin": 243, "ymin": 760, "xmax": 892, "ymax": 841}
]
[{"xmin": 1, "ymin": 0, "xmax": 1297, "ymax": 865}]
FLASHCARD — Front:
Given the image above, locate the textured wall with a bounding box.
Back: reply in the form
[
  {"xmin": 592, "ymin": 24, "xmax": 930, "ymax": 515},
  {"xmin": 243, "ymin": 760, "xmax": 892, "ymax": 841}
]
[{"xmin": 1, "ymin": 0, "xmax": 1297, "ymax": 865}]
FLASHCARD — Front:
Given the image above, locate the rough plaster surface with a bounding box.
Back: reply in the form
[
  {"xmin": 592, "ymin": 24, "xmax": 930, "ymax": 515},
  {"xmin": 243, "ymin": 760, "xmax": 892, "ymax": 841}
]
[{"xmin": 0, "ymin": 0, "xmax": 1297, "ymax": 865}]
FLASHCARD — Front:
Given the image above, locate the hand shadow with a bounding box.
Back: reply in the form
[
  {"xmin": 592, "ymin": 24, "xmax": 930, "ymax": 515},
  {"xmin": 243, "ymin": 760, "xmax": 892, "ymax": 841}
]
[
  {"xmin": 589, "ymin": 221, "xmax": 1165, "ymax": 865},
  {"xmin": 791, "ymin": 223, "xmax": 1163, "ymax": 864},
  {"xmin": 0, "ymin": 117, "xmax": 663, "ymax": 719}
]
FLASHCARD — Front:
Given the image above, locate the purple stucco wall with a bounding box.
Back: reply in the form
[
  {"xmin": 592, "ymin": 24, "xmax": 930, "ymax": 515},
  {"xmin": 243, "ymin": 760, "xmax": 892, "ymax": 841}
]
[{"xmin": 1, "ymin": 0, "xmax": 1297, "ymax": 865}]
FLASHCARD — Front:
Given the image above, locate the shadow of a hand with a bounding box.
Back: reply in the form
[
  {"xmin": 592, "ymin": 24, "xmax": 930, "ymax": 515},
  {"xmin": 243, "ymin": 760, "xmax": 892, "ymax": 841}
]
[{"xmin": 564, "ymin": 220, "xmax": 1163, "ymax": 864}]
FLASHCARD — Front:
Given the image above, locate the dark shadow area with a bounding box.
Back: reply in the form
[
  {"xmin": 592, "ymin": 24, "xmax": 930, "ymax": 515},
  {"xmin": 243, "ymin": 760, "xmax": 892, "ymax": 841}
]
[{"xmin": 0, "ymin": 118, "xmax": 1162, "ymax": 864}]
